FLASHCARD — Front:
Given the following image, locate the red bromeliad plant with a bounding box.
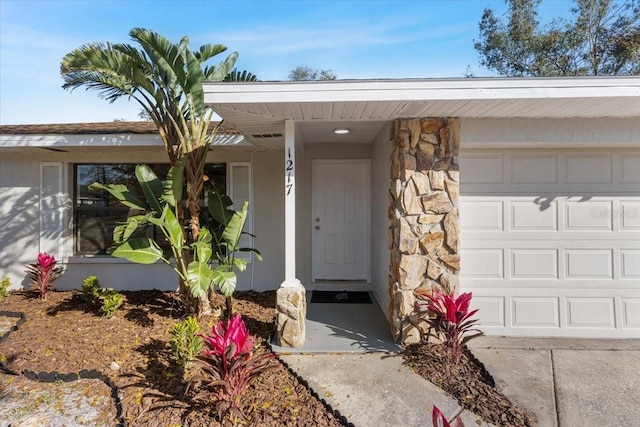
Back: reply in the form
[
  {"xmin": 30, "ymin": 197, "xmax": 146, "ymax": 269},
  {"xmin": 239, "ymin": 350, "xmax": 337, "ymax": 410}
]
[
  {"xmin": 432, "ymin": 405, "xmax": 465, "ymax": 427},
  {"xmin": 416, "ymin": 290, "xmax": 484, "ymax": 363},
  {"xmin": 25, "ymin": 252, "xmax": 64, "ymax": 300},
  {"xmin": 191, "ymin": 314, "xmax": 275, "ymax": 421}
]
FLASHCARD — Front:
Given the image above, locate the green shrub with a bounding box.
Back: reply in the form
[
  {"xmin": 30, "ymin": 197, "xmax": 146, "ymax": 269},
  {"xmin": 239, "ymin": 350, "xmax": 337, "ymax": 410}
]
[
  {"xmin": 99, "ymin": 290, "xmax": 124, "ymax": 319},
  {"xmin": 81, "ymin": 275, "xmax": 124, "ymax": 318},
  {"xmin": 170, "ymin": 317, "xmax": 203, "ymax": 366},
  {"xmin": 82, "ymin": 275, "xmax": 101, "ymax": 304},
  {"xmin": 0, "ymin": 277, "xmax": 10, "ymax": 299}
]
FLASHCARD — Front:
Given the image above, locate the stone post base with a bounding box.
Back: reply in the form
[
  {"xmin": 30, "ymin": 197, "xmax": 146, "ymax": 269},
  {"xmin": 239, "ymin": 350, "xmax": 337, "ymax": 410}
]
[{"xmin": 275, "ymin": 284, "xmax": 307, "ymax": 348}]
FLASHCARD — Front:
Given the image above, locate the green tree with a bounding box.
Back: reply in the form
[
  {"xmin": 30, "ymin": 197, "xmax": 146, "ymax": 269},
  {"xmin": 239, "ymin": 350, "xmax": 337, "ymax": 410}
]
[
  {"xmin": 61, "ymin": 28, "xmax": 255, "ymax": 314},
  {"xmin": 288, "ymin": 65, "xmax": 337, "ymax": 80},
  {"xmin": 474, "ymin": 0, "xmax": 640, "ymax": 76}
]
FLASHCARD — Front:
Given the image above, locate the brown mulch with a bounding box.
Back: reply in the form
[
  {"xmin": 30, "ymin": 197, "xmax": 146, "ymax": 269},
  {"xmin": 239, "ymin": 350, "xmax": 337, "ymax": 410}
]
[
  {"xmin": 404, "ymin": 343, "xmax": 536, "ymax": 426},
  {"xmin": 2, "ymin": 289, "xmax": 539, "ymax": 426},
  {"xmin": 0, "ymin": 290, "xmax": 344, "ymax": 427}
]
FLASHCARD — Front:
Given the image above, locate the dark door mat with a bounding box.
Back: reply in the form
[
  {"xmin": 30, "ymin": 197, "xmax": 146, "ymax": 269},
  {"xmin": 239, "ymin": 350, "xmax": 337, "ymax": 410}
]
[{"xmin": 310, "ymin": 291, "xmax": 372, "ymax": 304}]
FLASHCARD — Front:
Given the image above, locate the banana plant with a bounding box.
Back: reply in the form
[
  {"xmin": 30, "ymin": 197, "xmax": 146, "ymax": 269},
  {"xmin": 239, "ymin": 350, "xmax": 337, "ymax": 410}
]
[
  {"xmin": 89, "ymin": 161, "xmax": 220, "ymax": 305},
  {"xmin": 204, "ymin": 184, "xmax": 262, "ymax": 315}
]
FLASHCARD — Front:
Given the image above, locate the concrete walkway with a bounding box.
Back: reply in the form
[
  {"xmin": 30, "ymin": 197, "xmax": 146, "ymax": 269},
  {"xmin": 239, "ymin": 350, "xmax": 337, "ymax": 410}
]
[{"xmin": 280, "ymin": 337, "xmax": 640, "ymax": 427}]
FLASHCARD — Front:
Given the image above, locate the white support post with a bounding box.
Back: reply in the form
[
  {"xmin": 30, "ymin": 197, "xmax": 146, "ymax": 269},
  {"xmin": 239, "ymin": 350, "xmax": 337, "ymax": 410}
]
[
  {"xmin": 281, "ymin": 120, "xmax": 300, "ymax": 288},
  {"xmin": 276, "ymin": 120, "xmax": 306, "ymax": 348}
]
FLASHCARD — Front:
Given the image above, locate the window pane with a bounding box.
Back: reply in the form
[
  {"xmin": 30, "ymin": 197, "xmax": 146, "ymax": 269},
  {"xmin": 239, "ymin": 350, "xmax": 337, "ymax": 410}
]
[{"xmin": 75, "ymin": 163, "xmax": 225, "ymax": 255}]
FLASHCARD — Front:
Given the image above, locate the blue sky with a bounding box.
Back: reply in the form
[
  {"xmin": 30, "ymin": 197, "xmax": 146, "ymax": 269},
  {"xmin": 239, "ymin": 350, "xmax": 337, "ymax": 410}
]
[{"xmin": 0, "ymin": 0, "xmax": 572, "ymax": 125}]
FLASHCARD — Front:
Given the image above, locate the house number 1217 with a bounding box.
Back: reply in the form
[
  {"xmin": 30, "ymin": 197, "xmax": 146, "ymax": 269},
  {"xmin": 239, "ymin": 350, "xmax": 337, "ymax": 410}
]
[{"xmin": 286, "ymin": 148, "xmax": 293, "ymax": 196}]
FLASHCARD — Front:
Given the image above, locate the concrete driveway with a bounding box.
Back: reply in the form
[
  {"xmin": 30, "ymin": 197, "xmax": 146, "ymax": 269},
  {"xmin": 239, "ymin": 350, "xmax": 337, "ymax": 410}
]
[{"xmin": 280, "ymin": 337, "xmax": 640, "ymax": 427}]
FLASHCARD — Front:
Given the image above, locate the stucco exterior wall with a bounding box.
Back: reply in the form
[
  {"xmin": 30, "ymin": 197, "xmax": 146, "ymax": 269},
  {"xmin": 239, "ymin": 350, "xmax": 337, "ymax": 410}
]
[
  {"xmin": 370, "ymin": 123, "xmax": 392, "ymax": 318},
  {"xmin": 0, "ymin": 148, "xmax": 285, "ymax": 292},
  {"xmin": 0, "ymin": 158, "xmax": 40, "ymax": 289}
]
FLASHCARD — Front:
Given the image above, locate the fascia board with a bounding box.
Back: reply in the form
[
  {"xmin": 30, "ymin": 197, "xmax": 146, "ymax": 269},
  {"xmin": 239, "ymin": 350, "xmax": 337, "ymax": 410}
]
[{"xmin": 204, "ymin": 77, "xmax": 640, "ymax": 104}]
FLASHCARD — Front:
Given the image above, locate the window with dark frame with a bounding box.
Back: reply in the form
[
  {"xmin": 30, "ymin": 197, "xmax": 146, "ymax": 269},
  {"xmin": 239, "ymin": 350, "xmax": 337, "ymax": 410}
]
[{"xmin": 74, "ymin": 163, "xmax": 226, "ymax": 255}]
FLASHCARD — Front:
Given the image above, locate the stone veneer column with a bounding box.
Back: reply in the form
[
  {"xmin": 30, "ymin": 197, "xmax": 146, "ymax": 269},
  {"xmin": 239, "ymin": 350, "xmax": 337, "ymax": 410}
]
[
  {"xmin": 275, "ymin": 286, "xmax": 307, "ymax": 348},
  {"xmin": 388, "ymin": 118, "xmax": 460, "ymax": 344}
]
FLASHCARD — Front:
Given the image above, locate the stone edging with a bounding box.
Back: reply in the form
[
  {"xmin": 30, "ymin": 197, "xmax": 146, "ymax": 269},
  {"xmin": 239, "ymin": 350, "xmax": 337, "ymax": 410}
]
[
  {"xmin": 0, "ymin": 310, "xmax": 26, "ymax": 344},
  {"xmin": 0, "ymin": 310, "xmax": 126, "ymax": 427}
]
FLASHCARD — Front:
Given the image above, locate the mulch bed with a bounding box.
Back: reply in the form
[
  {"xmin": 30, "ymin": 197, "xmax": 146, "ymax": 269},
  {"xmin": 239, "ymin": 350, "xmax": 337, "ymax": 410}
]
[
  {"xmin": 0, "ymin": 290, "xmax": 344, "ymax": 426},
  {"xmin": 1, "ymin": 289, "xmax": 537, "ymax": 426},
  {"xmin": 404, "ymin": 343, "xmax": 536, "ymax": 426}
]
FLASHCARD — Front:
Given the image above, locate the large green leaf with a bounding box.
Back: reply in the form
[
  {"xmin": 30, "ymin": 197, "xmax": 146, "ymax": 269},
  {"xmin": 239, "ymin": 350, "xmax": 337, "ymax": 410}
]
[
  {"xmin": 162, "ymin": 205, "xmax": 183, "ymax": 250},
  {"xmin": 161, "ymin": 156, "xmax": 186, "ymax": 206},
  {"xmin": 111, "ymin": 238, "xmax": 162, "ymax": 264},
  {"xmin": 88, "ymin": 182, "xmax": 148, "ymax": 211},
  {"xmin": 239, "ymin": 247, "xmax": 263, "ymax": 261},
  {"xmin": 212, "ymin": 268, "xmax": 237, "ymax": 297},
  {"xmin": 187, "ymin": 261, "xmax": 214, "ymax": 298},
  {"xmin": 221, "ymin": 202, "xmax": 248, "ymax": 249},
  {"xmin": 135, "ymin": 164, "xmax": 163, "ymax": 212},
  {"xmin": 207, "ymin": 189, "xmax": 234, "ymax": 226},
  {"xmin": 233, "ymin": 258, "xmax": 247, "ymax": 272}
]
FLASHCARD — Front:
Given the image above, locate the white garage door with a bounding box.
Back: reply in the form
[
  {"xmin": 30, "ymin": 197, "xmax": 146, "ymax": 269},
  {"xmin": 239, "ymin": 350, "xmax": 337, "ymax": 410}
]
[{"xmin": 459, "ymin": 149, "xmax": 640, "ymax": 338}]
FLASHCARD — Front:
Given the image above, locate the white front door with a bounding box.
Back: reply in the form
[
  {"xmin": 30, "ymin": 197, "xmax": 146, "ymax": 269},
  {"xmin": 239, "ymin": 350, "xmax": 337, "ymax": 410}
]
[{"xmin": 312, "ymin": 160, "xmax": 370, "ymax": 281}]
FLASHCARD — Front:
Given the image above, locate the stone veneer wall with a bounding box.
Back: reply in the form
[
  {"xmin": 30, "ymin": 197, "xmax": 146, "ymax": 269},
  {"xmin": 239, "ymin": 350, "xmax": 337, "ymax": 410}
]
[{"xmin": 388, "ymin": 118, "xmax": 460, "ymax": 344}]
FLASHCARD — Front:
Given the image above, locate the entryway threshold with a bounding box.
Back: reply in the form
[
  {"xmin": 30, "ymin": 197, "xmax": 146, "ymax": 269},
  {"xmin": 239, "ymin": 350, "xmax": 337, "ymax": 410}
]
[{"xmin": 272, "ymin": 292, "xmax": 401, "ymax": 354}]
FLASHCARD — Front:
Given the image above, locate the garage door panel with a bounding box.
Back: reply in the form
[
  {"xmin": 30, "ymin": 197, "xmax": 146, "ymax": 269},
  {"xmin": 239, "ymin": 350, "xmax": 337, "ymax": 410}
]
[
  {"xmin": 459, "ymin": 200, "xmax": 504, "ymax": 230},
  {"xmin": 512, "ymin": 297, "xmax": 560, "ymax": 328},
  {"xmin": 460, "ymin": 249, "xmax": 503, "ymax": 278},
  {"xmin": 565, "ymin": 200, "xmax": 613, "ymax": 230},
  {"xmin": 472, "ymin": 297, "xmax": 505, "ymax": 327},
  {"xmin": 565, "ymin": 154, "xmax": 613, "ymax": 184},
  {"xmin": 565, "ymin": 249, "xmax": 613, "ymax": 279},
  {"xmin": 620, "ymin": 200, "xmax": 640, "ymax": 230},
  {"xmin": 622, "ymin": 299, "xmax": 640, "ymax": 328},
  {"xmin": 459, "ymin": 154, "xmax": 503, "ymax": 183},
  {"xmin": 620, "ymin": 154, "xmax": 640, "ymax": 183},
  {"xmin": 510, "ymin": 154, "xmax": 557, "ymax": 184},
  {"xmin": 510, "ymin": 200, "xmax": 558, "ymax": 230},
  {"xmin": 511, "ymin": 249, "xmax": 558, "ymax": 279},
  {"xmin": 566, "ymin": 298, "xmax": 616, "ymax": 328},
  {"xmin": 621, "ymin": 250, "xmax": 640, "ymax": 279},
  {"xmin": 460, "ymin": 149, "xmax": 640, "ymax": 338}
]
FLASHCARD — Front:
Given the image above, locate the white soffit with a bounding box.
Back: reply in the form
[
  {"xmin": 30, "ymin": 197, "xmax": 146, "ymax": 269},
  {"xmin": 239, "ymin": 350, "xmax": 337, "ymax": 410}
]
[{"xmin": 204, "ymin": 77, "xmax": 640, "ymax": 147}]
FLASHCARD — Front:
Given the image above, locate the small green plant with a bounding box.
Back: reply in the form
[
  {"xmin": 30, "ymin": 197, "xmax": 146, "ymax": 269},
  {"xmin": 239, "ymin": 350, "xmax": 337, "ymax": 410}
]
[
  {"xmin": 81, "ymin": 275, "xmax": 124, "ymax": 318},
  {"xmin": 0, "ymin": 277, "xmax": 10, "ymax": 298},
  {"xmin": 82, "ymin": 275, "xmax": 101, "ymax": 304},
  {"xmin": 99, "ymin": 290, "xmax": 124, "ymax": 318},
  {"xmin": 169, "ymin": 317, "xmax": 203, "ymax": 366}
]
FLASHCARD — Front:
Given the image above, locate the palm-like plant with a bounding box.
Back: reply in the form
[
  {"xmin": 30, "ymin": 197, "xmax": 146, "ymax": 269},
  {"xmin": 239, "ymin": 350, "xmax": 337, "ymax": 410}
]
[{"xmin": 61, "ymin": 28, "xmax": 254, "ymax": 314}]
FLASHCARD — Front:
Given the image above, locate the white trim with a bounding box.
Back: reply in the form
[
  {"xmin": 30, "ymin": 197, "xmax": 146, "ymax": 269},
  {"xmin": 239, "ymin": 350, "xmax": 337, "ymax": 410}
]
[
  {"xmin": 39, "ymin": 162, "xmax": 64, "ymax": 260},
  {"xmin": 0, "ymin": 133, "xmax": 247, "ymax": 148},
  {"xmin": 311, "ymin": 159, "xmax": 371, "ymax": 283},
  {"xmin": 228, "ymin": 161, "xmax": 254, "ymax": 264},
  {"xmin": 204, "ymin": 76, "xmax": 640, "ymax": 104}
]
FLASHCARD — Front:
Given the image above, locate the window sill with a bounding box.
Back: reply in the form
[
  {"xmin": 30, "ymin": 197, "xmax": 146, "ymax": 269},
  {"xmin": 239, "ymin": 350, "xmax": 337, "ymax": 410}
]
[
  {"xmin": 67, "ymin": 256, "xmax": 151, "ymax": 264},
  {"xmin": 67, "ymin": 256, "xmax": 248, "ymax": 266}
]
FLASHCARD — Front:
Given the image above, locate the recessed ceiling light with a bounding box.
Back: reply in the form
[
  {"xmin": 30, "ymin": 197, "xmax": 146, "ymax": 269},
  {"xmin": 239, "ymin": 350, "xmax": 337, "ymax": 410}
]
[{"xmin": 333, "ymin": 128, "xmax": 350, "ymax": 135}]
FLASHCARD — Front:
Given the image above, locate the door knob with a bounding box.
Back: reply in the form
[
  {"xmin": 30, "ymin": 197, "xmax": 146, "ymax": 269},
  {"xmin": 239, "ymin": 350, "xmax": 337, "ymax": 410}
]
[{"xmin": 315, "ymin": 225, "xmax": 320, "ymax": 230}]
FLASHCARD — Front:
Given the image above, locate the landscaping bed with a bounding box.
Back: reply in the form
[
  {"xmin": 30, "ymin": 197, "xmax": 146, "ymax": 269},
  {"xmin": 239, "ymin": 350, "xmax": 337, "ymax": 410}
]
[
  {"xmin": 1, "ymin": 289, "xmax": 537, "ymax": 426},
  {"xmin": 404, "ymin": 343, "xmax": 536, "ymax": 426},
  {"xmin": 0, "ymin": 290, "xmax": 343, "ymax": 426}
]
